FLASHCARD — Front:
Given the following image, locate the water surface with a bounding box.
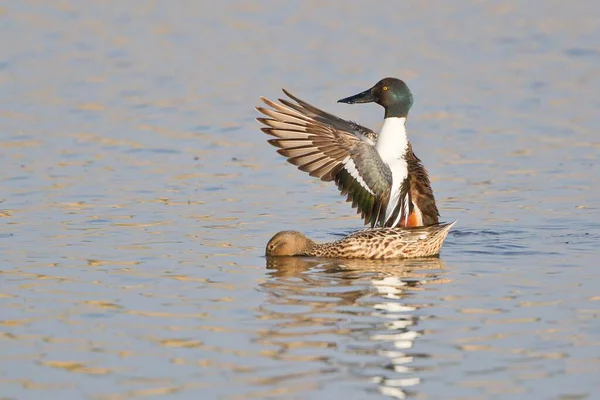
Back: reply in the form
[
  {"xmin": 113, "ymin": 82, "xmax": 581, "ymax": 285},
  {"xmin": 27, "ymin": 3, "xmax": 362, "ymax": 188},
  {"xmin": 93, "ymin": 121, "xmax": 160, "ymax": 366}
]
[{"xmin": 1, "ymin": 1, "xmax": 599, "ymax": 399}]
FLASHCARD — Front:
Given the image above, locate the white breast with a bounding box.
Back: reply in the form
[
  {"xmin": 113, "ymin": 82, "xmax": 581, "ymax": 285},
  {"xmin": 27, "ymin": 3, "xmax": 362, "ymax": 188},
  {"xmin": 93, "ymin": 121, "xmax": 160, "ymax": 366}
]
[
  {"xmin": 375, "ymin": 117, "xmax": 409, "ymax": 224},
  {"xmin": 375, "ymin": 117, "xmax": 408, "ymax": 161}
]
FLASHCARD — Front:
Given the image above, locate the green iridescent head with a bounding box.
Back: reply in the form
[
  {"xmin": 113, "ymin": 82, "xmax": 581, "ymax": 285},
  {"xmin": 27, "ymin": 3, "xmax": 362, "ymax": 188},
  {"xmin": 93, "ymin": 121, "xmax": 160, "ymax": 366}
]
[{"xmin": 338, "ymin": 77, "xmax": 414, "ymax": 118}]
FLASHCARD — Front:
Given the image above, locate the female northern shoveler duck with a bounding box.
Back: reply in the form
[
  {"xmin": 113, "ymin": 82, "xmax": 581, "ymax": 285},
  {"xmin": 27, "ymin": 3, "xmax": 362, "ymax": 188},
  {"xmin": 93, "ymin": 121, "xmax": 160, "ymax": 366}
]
[
  {"xmin": 256, "ymin": 77, "xmax": 439, "ymax": 229},
  {"xmin": 265, "ymin": 222, "xmax": 455, "ymax": 259}
]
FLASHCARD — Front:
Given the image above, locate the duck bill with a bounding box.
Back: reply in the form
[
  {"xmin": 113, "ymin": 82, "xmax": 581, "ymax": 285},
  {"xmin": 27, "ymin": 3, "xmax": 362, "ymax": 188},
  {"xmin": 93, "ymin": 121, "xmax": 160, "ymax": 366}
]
[{"xmin": 337, "ymin": 88, "xmax": 375, "ymax": 104}]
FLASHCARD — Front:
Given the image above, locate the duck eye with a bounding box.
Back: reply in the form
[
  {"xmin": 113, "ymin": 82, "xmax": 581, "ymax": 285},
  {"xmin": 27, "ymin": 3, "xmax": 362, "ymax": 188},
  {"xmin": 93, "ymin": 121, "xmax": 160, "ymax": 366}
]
[{"xmin": 383, "ymin": 86, "xmax": 388, "ymax": 91}]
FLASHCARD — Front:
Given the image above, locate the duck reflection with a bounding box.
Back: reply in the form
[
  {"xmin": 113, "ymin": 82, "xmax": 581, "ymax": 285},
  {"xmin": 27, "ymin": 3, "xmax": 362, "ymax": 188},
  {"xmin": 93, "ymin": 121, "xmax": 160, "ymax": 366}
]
[{"xmin": 259, "ymin": 256, "xmax": 449, "ymax": 399}]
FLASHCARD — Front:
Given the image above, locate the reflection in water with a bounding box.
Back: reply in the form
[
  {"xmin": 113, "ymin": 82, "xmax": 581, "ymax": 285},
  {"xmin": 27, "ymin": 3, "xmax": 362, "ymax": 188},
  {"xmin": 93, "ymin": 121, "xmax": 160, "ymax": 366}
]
[{"xmin": 260, "ymin": 257, "xmax": 449, "ymax": 399}]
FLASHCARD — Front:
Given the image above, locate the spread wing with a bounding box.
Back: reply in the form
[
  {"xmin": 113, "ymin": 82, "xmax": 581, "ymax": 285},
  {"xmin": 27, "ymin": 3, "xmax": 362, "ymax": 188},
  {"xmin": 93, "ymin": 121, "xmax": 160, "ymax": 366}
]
[
  {"xmin": 279, "ymin": 89, "xmax": 378, "ymax": 145},
  {"xmin": 256, "ymin": 90, "xmax": 392, "ymax": 227}
]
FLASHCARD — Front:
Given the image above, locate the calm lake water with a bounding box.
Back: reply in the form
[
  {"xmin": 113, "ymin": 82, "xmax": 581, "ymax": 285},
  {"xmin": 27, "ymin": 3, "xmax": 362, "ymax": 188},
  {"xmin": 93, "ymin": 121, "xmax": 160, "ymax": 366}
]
[{"xmin": 2, "ymin": 1, "xmax": 599, "ymax": 399}]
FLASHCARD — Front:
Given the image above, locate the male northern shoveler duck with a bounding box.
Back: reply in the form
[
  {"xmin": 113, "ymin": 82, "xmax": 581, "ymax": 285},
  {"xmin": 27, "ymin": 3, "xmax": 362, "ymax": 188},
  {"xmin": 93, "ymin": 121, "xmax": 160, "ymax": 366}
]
[
  {"xmin": 256, "ymin": 77, "xmax": 439, "ymax": 228},
  {"xmin": 265, "ymin": 222, "xmax": 455, "ymax": 259}
]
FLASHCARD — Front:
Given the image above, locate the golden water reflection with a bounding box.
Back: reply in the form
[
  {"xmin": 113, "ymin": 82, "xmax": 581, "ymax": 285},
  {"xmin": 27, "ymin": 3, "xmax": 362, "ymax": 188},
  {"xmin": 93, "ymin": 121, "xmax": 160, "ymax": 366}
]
[{"xmin": 261, "ymin": 257, "xmax": 449, "ymax": 399}]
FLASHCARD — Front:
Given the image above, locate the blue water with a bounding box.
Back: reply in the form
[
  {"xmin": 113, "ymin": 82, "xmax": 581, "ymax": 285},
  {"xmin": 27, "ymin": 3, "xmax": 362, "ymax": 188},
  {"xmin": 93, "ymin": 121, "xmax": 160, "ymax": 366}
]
[{"xmin": 1, "ymin": 1, "xmax": 599, "ymax": 399}]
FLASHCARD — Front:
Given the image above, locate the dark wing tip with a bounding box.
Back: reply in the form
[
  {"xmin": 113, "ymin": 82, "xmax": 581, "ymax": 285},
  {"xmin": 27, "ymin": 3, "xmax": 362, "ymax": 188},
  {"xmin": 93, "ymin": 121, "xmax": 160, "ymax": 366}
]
[
  {"xmin": 255, "ymin": 106, "xmax": 270, "ymax": 117},
  {"xmin": 282, "ymin": 88, "xmax": 303, "ymax": 103},
  {"xmin": 256, "ymin": 117, "xmax": 271, "ymax": 125}
]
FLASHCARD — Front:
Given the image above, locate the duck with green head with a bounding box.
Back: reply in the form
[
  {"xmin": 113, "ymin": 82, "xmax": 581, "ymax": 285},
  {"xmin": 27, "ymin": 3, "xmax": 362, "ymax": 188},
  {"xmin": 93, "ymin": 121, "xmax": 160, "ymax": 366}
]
[{"xmin": 256, "ymin": 77, "xmax": 439, "ymax": 228}]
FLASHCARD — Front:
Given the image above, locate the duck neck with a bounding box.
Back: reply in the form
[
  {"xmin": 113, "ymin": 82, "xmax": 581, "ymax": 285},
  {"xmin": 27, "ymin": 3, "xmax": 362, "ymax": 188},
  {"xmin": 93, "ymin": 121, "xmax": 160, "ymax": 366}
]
[
  {"xmin": 375, "ymin": 117, "xmax": 409, "ymax": 162},
  {"xmin": 305, "ymin": 241, "xmax": 335, "ymax": 257}
]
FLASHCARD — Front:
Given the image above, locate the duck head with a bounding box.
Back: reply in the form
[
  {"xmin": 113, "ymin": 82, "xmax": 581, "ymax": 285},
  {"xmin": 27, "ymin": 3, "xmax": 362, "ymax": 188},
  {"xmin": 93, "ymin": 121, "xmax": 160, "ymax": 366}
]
[
  {"xmin": 265, "ymin": 231, "xmax": 316, "ymax": 256},
  {"xmin": 337, "ymin": 77, "xmax": 413, "ymax": 118}
]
